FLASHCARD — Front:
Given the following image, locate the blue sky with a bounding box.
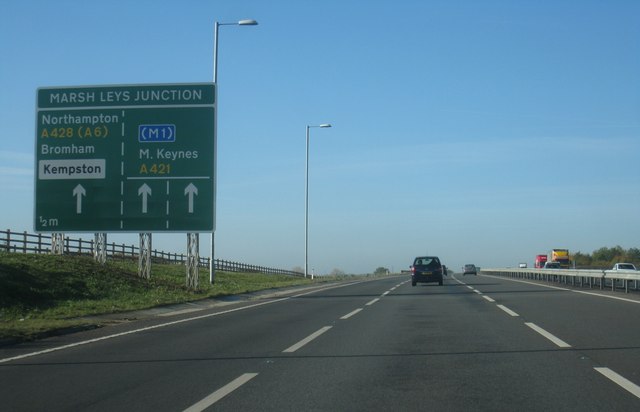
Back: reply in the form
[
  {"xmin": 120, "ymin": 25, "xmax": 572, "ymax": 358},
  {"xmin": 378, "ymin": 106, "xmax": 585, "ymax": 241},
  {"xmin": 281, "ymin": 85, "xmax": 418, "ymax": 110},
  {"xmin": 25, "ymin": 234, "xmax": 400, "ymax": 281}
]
[{"xmin": 1, "ymin": 0, "xmax": 639, "ymax": 274}]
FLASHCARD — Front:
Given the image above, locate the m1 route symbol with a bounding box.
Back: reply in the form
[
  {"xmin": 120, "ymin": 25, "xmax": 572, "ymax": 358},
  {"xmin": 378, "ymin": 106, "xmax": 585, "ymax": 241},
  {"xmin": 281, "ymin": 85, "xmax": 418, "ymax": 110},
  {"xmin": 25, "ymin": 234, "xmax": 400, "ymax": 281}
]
[{"xmin": 34, "ymin": 83, "xmax": 215, "ymax": 232}]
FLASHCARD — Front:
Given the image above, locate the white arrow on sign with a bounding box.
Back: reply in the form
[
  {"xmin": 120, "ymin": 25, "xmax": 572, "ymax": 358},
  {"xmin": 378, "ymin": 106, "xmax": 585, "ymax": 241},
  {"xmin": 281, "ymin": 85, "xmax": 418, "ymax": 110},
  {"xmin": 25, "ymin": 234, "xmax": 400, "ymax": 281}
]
[
  {"xmin": 73, "ymin": 184, "xmax": 86, "ymax": 214},
  {"xmin": 184, "ymin": 183, "xmax": 198, "ymax": 213},
  {"xmin": 138, "ymin": 183, "xmax": 152, "ymax": 213}
]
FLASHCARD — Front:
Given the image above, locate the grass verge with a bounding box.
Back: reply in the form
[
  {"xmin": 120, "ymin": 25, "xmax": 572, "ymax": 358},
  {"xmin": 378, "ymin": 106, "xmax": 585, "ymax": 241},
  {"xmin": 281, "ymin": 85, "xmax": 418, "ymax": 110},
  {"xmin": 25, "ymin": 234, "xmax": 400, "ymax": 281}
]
[{"xmin": 0, "ymin": 252, "xmax": 313, "ymax": 343}]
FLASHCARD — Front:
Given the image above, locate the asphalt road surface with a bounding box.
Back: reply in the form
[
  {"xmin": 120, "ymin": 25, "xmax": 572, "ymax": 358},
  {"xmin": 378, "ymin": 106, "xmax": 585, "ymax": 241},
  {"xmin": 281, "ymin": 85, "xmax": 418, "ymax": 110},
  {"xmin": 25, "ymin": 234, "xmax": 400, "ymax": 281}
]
[{"xmin": 2, "ymin": 274, "xmax": 640, "ymax": 411}]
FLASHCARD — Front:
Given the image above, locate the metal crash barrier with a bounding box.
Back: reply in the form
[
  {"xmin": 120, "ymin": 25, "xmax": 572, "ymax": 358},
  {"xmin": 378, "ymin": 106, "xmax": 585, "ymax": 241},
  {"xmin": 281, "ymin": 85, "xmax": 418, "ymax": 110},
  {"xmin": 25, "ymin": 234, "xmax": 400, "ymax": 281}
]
[{"xmin": 480, "ymin": 268, "xmax": 640, "ymax": 293}]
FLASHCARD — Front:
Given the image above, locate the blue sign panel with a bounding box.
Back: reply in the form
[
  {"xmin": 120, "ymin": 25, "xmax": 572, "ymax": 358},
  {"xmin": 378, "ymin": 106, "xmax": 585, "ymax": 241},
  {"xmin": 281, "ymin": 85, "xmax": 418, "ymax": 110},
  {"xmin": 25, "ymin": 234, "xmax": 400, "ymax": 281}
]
[{"xmin": 138, "ymin": 124, "xmax": 176, "ymax": 142}]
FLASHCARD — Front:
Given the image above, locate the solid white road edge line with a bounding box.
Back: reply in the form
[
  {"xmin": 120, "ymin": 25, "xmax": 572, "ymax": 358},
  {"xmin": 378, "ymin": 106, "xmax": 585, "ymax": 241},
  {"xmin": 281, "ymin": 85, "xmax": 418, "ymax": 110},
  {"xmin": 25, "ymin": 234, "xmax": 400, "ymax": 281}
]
[
  {"xmin": 481, "ymin": 274, "xmax": 640, "ymax": 304},
  {"xmin": 0, "ymin": 297, "xmax": 291, "ymax": 364},
  {"xmin": 340, "ymin": 308, "xmax": 363, "ymax": 320},
  {"xmin": 594, "ymin": 367, "xmax": 640, "ymax": 399},
  {"xmin": 525, "ymin": 322, "xmax": 571, "ymax": 348},
  {"xmin": 1, "ymin": 280, "xmax": 367, "ymax": 364},
  {"xmin": 183, "ymin": 373, "xmax": 259, "ymax": 412},
  {"xmin": 283, "ymin": 326, "xmax": 333, "ymax": 353},
  {"xmin": 496, "ymin": 304, "xmax": 519, "ymax": 317}
]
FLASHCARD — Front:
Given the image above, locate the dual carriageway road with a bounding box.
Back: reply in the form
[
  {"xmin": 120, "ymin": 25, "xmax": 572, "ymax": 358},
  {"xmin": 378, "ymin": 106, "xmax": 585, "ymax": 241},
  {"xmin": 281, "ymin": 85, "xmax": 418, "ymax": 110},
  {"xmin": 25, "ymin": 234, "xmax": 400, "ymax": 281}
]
[{"xmin": 1, "ymin": 273, "xmax": 639, "ymax": 410}]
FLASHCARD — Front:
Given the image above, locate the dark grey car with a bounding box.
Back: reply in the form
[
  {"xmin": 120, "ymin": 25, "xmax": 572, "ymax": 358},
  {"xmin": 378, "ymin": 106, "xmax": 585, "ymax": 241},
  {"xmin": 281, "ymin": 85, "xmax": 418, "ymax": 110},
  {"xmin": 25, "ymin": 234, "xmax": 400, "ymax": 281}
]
[{"xmin": 411, "ymin": 256, "xmax": 444, "ymax": 286}]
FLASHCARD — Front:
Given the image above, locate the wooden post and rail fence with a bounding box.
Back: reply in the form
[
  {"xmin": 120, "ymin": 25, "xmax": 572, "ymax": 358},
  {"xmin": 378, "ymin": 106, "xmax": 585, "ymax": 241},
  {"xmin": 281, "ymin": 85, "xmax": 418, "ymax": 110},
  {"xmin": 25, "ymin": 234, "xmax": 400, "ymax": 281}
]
[{"xmin": 0, "ymin": 229, "xmax": 303, "ymax": 277}]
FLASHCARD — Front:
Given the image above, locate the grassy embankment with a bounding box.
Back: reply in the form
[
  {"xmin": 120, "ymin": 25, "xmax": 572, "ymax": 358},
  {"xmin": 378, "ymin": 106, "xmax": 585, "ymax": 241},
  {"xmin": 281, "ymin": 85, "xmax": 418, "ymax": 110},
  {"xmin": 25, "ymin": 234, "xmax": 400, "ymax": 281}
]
[{"xmin": 0, "ymin": 252, "xmax": 313, "ymax": 342}]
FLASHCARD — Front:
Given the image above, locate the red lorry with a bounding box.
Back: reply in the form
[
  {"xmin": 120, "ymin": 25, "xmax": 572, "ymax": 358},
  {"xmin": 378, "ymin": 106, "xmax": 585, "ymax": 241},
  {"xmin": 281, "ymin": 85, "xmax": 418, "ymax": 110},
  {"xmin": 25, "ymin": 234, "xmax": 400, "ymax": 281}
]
[{"xmin": 535, "ymin": 254, "xmax": 547, "ymax": 268}]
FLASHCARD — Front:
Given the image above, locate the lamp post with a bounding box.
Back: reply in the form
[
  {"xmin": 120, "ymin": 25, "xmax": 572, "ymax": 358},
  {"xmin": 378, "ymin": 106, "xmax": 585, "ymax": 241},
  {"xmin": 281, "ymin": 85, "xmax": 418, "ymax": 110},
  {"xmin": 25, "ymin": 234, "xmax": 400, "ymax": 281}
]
[
  {"xmin": 211, "ymin": 19, "xmax": 258, "ymax": 284},
  {"xmin": 305, "ymin": 123, "xmax": 332, "ymax": 279}
]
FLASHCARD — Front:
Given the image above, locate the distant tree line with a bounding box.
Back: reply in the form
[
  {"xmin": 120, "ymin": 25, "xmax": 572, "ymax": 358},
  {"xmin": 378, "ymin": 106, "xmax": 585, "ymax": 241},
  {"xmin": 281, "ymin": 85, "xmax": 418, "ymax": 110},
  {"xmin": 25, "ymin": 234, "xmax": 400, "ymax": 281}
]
[{"xmin": 573, "ymin": 246, "xmax": 640, "ymax": 269}]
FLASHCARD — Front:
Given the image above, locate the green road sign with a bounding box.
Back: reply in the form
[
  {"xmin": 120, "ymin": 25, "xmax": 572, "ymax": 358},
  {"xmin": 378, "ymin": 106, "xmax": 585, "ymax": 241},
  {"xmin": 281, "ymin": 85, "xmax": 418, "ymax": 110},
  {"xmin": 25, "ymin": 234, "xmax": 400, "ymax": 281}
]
[{"xmin": 35, "ymin": 83, "xmax": 215, "ymax": 232}]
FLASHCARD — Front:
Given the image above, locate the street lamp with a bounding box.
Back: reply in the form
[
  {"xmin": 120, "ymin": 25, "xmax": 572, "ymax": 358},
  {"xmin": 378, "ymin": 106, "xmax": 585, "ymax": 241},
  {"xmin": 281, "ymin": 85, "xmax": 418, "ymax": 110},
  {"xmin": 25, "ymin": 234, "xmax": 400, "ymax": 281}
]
[
  {"xmin": 305, "ymin": 123, "xmax": 332, "ymax": 279},
  {"xmin": 213, "ymin": 19, "xmax": 258, "ymax": 82},
  {"xmin": 211, "ymin": 19, "xmax": 258, "ymax": 284}
]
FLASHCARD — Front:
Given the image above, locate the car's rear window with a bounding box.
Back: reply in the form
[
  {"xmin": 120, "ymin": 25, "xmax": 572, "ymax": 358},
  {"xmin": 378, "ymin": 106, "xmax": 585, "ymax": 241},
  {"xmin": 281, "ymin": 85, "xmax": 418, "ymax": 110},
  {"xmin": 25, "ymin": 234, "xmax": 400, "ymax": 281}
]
[{"xmin": 414, "ymin": 257, "xmax": 440, "ymax": 267}]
